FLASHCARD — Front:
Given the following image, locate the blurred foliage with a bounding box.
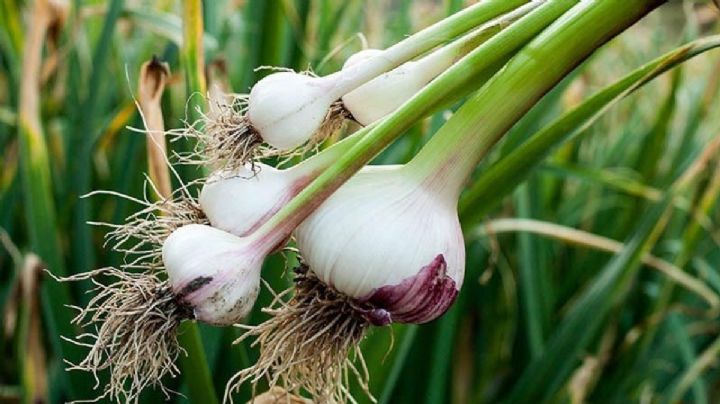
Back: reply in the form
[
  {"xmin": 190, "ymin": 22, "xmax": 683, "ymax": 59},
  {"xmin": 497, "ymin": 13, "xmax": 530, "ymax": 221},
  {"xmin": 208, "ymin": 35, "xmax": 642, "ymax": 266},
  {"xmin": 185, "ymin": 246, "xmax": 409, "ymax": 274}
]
[{"xmin": 1, "ymin": 0, "xmax": 720, "ymax": 403}]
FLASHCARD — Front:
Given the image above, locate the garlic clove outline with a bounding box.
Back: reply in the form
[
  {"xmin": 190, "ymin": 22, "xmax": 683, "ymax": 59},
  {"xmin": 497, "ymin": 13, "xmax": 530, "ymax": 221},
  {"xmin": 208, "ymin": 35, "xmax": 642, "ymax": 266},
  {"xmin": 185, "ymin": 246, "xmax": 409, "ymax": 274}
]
[{"xmin": 357, "ymin": 254, "xmax": 459, "ymax": 326}]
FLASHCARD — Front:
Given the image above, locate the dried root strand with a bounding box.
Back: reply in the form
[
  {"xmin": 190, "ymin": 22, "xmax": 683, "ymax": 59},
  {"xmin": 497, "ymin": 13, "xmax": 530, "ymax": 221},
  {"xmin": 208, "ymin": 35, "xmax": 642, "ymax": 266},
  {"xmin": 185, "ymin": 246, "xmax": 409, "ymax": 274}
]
[
  {"xmin": 226, "ymin": 265, "xmax": 375, "ymax": 404},
  {"xmin": 179, "ymin": 92, "xmax": 263, "ymax": 171},
  {"xmin": 49, "ymin": 267, "xmax": 191, "ymax": 403},
  {"xmin": 317, "ymin": 100, "xmax": 352, "ymax": 143},
  {"xmin": 90, "ymin": 182, "xmax": 207, "ymax": 272}
]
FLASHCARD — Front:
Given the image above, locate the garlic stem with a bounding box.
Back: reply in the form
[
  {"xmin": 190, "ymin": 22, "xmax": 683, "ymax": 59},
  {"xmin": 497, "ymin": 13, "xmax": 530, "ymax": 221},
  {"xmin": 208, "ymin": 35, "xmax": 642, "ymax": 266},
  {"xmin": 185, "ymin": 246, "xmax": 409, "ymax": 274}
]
[
  {"xmin": 406, "ymin": 0, "xmax": 630, "ymax": 201},
  {"xmin": 419, "ymin": 0, "xmax": 546, "ymax": 75},
  {"xmin": 324, "ymin": 0, "xmax": 530, "ymax": 99},
  {"xmin": 343, "ymin": 1, "xmax": 543, "ymax": 126},
  {"xmin": 250, "ymin": 0, "xmax": 576, "ymax": 250},
  {"xmin": 411, "ymin": 1, "xmax": 669, "ymax": 201}
]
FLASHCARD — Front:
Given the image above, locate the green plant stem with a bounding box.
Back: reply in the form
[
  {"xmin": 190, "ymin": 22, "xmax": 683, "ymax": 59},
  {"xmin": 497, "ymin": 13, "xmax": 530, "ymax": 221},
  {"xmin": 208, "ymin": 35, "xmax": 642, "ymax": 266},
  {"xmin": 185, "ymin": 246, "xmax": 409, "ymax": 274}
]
[
  {"xmin": 425, "ymin": 303, "xmax": 462, "ymax": 404},
  {"xmin": 177, "ymin": 323, "xmax": 218, "ymax": 404},
  {"xmin": 515, "ymin": 183, "xmax": 546, "ymax": 358},
  {"xmin": 419, "ymin": 1, "xmax": 543, "ymax": 78},
  {"xmin": 669, "ymin": 331, "xmax": 720, "ymax": 402},
  {"xmin": 666, "ymin": 314, "xmax": 706, "ymax": 404},
  {"xmin": 321, "ymin": 0, "xmax": 529, "ymax": 99},
  {"xmin": 407, "ymin": 0, "xmax": 664, "ymax": 201},
  {"xmin": 457, "ymin": 35, "xmax": 720, "ymax": 225},
  {"xmin": 179, "ymin": 1, "xmax": 217, "ymax": 403},
  {"xmin": 257, "ymin": 0, "xmax": 287, "ymax": 78},
  {"xmin": 182, "ymin": 0, "xmax": 207, "ymax": 100},
  {"xmin": 286, "ymin": 0, "xmax": 311, "ymax": 70},
  {"xmin": 378, "ymin": 325, "xmax": 418, "ymax": 404},
  {"xmin": 251, "ymin": 0, "xmax": 573, "ymax": 249}
]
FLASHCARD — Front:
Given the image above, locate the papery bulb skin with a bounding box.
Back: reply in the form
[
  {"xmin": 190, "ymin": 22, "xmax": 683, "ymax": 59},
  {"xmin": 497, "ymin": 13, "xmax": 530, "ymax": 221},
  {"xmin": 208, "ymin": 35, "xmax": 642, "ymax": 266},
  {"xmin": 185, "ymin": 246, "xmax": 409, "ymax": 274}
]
[
  {"xmin": 162, "ymin": 224, "xmax": 263, "ymax": 326},
  {"xmin": 248, "ymin": 72, "xmax": 337, "ymax": 150},
  {"xmin": 295, "ymin": 166, "xmax": 465, "ymax": 325},
  {"xmin": 341, "ymin": 49, "xmax": 433, "ymax": 126},
  {"xmin": 200, "ymin": 164, "xmax": 299, "ymax": 237}
]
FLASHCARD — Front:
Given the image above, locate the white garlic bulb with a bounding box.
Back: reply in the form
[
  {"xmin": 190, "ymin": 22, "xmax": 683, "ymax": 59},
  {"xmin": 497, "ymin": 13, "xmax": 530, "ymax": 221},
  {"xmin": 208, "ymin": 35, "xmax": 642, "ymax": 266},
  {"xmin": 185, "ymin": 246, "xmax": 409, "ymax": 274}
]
[
  {"xmin": 295, "ymin": 165, "xmax": 465, "ymax": 325},
  {"xmin": 341, "ymin": 49, "xmax": 448, "ymax": 126},
  {"xmin": 162, "ymin": 224, "xmax": 263, "ymax": 326},
  {"xmin": 199, "ymin": 163, "xmax": 301, "ymax": 237},
  {"xmin": 248, "ymin": 72, "xmax": 338, "ymax": 150}
]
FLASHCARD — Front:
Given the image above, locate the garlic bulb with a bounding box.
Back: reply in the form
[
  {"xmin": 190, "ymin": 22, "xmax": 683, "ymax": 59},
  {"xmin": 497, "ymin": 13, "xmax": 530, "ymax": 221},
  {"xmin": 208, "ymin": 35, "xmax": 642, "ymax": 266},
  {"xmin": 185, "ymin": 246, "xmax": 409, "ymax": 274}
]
[
  {"xmin": 198, "ymin": 134, "xmax": 359, "ymax": 238},
  {"xmin": 163, "ymin": 224, "xmax": 263, "ymax": 325},
  {"xmin": 248, "ymin": 72, "xmax": 339, "ymax": 150},
  {"xmin": 200, "ymin": 163, "xmax": 301, "ymax": 236},
  {"xmin": 245, "ymin": 47, "xmax": 426, "ymax": 153},
  {"xmin": 341, "ymin": 49, "xmax": 448, "ymax": 126},
  {"xmin": 295, "ymin": 165, "xmax": 464, "ymax": 325}
]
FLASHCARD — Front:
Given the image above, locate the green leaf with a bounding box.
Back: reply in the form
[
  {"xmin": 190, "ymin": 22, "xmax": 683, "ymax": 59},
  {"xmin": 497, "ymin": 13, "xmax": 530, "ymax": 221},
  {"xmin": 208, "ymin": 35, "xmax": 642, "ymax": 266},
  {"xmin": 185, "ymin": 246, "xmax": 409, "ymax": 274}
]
[
  {"xmin": 459, "ymin": 35, "xmax": 720, "ymax": 226},
  {"xmin": 505, "ymin": 198, "xmax": 673, "ymax": 403},
  {"xmin": 123, "ymin": 7, "xmax": 219, "ymax": 53}
]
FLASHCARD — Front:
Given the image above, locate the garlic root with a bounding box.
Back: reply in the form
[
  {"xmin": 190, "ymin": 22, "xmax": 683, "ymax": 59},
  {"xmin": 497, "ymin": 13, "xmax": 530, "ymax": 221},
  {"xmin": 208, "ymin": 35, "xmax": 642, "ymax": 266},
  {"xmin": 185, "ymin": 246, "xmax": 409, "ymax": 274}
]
[
  {"xmin": 226, "ymin": 264, "xmax": 375, "ymax": 404},
  {"xmin": 49, "ymin": 268, "xmax": 190, "ymax": 402}
]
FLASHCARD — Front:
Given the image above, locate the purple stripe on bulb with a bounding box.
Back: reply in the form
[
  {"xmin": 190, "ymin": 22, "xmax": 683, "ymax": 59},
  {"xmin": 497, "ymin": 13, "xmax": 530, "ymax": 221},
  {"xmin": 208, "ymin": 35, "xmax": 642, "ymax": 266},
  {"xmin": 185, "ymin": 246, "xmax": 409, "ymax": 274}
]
[{"xmin": 356, "ymin": 254, "xmax": 459, "ymax": 326}]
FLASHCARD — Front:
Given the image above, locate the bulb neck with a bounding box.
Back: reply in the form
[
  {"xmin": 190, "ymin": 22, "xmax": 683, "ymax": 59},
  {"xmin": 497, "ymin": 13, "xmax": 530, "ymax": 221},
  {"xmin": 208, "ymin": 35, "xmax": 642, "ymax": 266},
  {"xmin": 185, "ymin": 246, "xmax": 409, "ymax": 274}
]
[
  {"xmin": 406, "ymin": 0, "xmax": 662, "ymax": 205},
  {"xmin": 324, "ymin": 0, "xmax": 529, "ymax": 100},
  {"xmin": 245, "ymin": 128, "xmax": 371, "ymax": 250},
  {"xmin": 417, "ymin": 1, "xmax": 540, "ymax": 82}
]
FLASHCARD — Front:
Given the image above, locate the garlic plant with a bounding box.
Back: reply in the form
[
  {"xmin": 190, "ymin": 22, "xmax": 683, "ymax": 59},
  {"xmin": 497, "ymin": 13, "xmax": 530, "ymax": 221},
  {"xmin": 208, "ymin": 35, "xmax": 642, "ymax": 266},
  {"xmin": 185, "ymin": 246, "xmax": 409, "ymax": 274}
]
[
  {"xmin": 56, "ymin": 218, "xmax": 274, "ymax": 402},
  {"xmin": 52, "ymin": 5, "xmax": 492, "ymax": 397},
  {"xmin": 191, "ymin": 0, "xmax": 527, "ymax": 169}
]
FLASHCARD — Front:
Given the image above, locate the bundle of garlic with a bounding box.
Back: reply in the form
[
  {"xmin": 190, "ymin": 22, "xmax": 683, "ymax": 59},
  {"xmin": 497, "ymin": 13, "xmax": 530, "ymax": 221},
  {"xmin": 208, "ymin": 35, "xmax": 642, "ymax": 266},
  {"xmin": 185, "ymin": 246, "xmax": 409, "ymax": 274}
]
[
  {"xmin": 54, "ymin": 2, "xmax": 535, "ymax": 400},
  {"xmin": 189, "ymin": 0, "xmax": 527, "ymax": 170},
  {"xmin": 55, "ymin": 0, "xmax": 664, "ymax": 402},
  {"xmin": 214, "ymin": 0, "xmax": 662, "ymax": 402}
]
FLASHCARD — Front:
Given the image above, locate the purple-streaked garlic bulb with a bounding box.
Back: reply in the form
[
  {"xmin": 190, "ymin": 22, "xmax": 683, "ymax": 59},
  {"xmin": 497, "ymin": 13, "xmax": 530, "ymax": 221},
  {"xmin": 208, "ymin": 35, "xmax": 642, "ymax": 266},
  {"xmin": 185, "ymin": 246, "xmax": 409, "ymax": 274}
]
[
  {"xmin": 162, "ymin": 224, "xmax": 264, "ymax": 325},
  {"xmin": 295, "ymin": 165, "xmax": 465, "ymax": 325}
]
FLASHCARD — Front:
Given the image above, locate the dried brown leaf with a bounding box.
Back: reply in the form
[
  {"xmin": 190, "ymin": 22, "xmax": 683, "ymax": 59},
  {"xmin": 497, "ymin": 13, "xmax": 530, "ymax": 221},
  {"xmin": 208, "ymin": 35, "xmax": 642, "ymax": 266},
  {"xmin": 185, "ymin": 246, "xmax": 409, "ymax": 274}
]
[
  {"xmin": 21, "ymin": 254, "xmax": 48, "ymax": 404},
  {"xmin": 138, "ymin": 56, "xmax": 172, "ymax": 199}
]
